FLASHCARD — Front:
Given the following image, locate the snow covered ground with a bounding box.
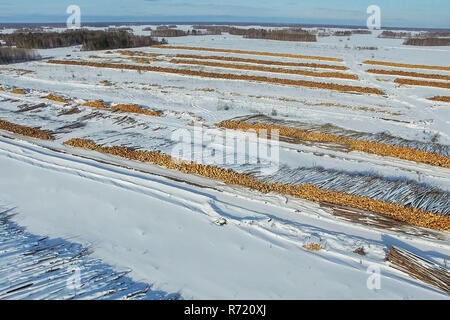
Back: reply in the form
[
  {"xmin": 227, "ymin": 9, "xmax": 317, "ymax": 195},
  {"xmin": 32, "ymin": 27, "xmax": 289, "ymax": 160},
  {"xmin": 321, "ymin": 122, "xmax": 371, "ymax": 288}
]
[{"xmin": 0, "ymin": 25, "xmax": 449, "ymax": 299}]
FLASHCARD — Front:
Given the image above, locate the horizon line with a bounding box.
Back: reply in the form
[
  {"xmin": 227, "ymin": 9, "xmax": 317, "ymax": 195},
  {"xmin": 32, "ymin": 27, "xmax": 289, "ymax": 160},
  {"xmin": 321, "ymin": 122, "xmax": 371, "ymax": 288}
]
[{"xmin": 1, "ymin": 20, "xmax": 449, "ymax": 32}]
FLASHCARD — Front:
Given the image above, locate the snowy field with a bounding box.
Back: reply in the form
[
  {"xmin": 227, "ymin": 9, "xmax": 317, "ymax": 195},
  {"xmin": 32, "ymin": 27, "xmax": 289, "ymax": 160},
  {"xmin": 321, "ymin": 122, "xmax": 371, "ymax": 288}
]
[{"xmin": 0, "ymin": 25, "xmax": 449, "ymax": 299}]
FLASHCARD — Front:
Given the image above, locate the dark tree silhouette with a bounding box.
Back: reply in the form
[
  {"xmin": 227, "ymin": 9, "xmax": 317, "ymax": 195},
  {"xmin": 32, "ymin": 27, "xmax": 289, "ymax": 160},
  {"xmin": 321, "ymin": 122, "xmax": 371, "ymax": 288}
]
[
  {"xmin": 0, "ymin": 47, "xmax": 41, "ymax": 64},
  {"xmin": 0, "ymin": 30, "xmax": 161, "ymax": 50}
]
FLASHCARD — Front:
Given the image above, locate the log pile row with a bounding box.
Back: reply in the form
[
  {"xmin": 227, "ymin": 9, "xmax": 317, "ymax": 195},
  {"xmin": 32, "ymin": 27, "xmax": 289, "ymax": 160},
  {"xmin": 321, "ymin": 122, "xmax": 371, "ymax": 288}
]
[
  {"xmin": 127, "ymin": 57, "xmax": 155, "ymax": 64},
  {"xmin": 0, "ymin": 119, "xmax": 54, "ymax": 140},
  {"xmin": 367, "ymin": 69, "xmax": 450, "ymax": 81},
  {"xmin": 428, "ymin": 96, "xmax": 450, "ymax": 103},
  {"xmin": 82, "ymin": 100, "xmax": 160, "ymax": 116},
  {"xmin": 111, "ymin": 104, "xmax": 161, "ymax": 117},
  {"xmin": 152, "ymin": 45, "xmax": 343, "ymax": 62},
  {"xmin": 11, "ymin": 88, "xmax": 25, "ymax": 94},
  {"xmin": 173, "ymin": 54, "xmax": 348, "ymax": 70},
  {"xmin": 83, "ymin": 100, "xmax": 108, "ymax": 108},
  {"xmin": 170, "ymin": 59, "xmax": 358, "ymax": 80},
  {"xmin": 394, "ymin": 78, "xmax": 450, "ymax": 89},
  {"xmin": 44, "ymin": 94, "xmax": 68, "ymax": 103},
  {"xmin": 302, "ymin": 243, "xmax": 325, "ymax": 251},
  {"xmin": 63, "ymin": 138, "xmax": 450, "ymax": 230},
  {"xmin": 216, "ymin": 120, "xmax": 450, "ymax": 168},
  {"xmin": 363, "ymin": 60, "xmax": 450, "ymax": 71},
  {"xmin": 47, "ymin": 60, "xmax": 384, "ymax": 95},
  {"xmin": 117, "ymin": 50, "xmax": 159, "ymax": 58}
]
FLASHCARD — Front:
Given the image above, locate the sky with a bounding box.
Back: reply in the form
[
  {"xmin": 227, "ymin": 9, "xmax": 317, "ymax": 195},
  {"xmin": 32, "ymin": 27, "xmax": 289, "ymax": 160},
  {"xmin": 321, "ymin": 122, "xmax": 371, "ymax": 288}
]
[{"xmin": 0, "ymin": 0, "xmax": 449, "ymax": 28}]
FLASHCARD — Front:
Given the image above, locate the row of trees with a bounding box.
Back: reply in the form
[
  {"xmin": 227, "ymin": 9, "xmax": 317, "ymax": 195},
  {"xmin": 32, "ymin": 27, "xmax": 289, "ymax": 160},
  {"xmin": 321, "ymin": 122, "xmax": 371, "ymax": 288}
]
[
  {"xmin": 378, "ymin": 31, "xmax": 450, "ymax": 46},
  {"xmin": 148, "ymin": 25, "xmax": 317, "ymax": 42},
  {"xmin": 404, "ymin": 37, "xmax": 450, "ymax": 46},
  {"xmin": 192, "ymin": 25, "xmax": 223, "ymax": 35},
  {"xmin": 378, "ymin": 31, "xmax": 412, "ymax": 39},
  {"xmin": 0, "ymin": 30, "xmax": 160, "ymax": 50},
  {"xmin": 332, "ymin": 30, "xmax": 372, "ymax": 37},
  {"xmin": 151, "ymin": 27, "xmax": 223, "ymax": 37},
  {"xmin": 151, "ymin": 29, "xmax": 187, "ymax": 37},
  {"xmin": 1, "ymin": 31, "xmax": 86, "ymax": 49},
  {"xmin": 0, "ymin": 47, "xmax": 41, "ymax": 64},
  {"xmin": 425, "ymin": 31, "xmax": 450, "ymax": 38},
  {"xmin": 193, "ymin": 26, "xmax": 317, "ymax": 42},
  {"xmin": 350, "ymin": 29, "xmax": 372, "ymax": 35},
  {"xmin": 239, "ymin": 28, "xmax": 317, "ymax": 42},
  {"xmin": 81, "ymin": 30, "xmax": 158, "ymax": 50},
  {"xmin": 155, "ymin": 25, "xmax": 178, "ymax": 30},
  {"xmin": 333, "ymin": 31, "xmax": 352, "ymax": 36}
]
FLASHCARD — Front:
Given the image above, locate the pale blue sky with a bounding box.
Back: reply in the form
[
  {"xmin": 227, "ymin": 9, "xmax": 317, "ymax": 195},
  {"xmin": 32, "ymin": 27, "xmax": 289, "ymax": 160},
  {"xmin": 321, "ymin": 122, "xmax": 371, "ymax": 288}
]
[{"xmin": 0, "ymin": 0, "xmax": 448, "ymax": 28}]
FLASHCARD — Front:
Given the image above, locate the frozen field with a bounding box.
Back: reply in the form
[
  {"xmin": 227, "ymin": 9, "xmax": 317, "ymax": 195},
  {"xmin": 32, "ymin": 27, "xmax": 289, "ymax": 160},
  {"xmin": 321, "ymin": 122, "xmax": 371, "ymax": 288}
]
[{"xmin": 0, "ymin": 25, "xmax": 449, "ymax": 299}]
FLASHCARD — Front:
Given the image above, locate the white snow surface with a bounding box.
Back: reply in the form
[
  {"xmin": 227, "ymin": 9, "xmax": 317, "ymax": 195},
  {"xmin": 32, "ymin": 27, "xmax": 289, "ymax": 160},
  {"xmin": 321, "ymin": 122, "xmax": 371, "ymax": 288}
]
[
  {"xmin": 0, "ymin": 137, "xmax": 448, "ymax": 299},
  {"xmin": 0, "ymin": 26, "xmax": 449, "ymax": 299}
]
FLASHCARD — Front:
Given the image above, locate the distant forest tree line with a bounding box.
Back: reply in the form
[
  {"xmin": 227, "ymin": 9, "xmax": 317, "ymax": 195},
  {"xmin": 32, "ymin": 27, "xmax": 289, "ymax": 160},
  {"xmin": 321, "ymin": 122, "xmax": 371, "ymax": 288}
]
[
  {"xmin": 378, "ymin": 30, "xmax": 450, "ymax": 46},
  {"xmin": 0, "ymin": 30, "xmax": 160, "ymax": 50},
  {"xmin": 203, "ymin": 26, "xmax": 317, "ymax": 42},
  {"xmin": 378, "ymin": 31, "xmax": 412, "ymax": 39},
  {"xmin": 403, "ymin": 37, "xmax": 450, "ymax": 46},
  {"xmin": 232, "ymin": 28, "xmax": 316, "ymax": 42},
  {"xmin": 150, "ymin": 25, "xmax": 221, "ymax": 37},
  {"xmin": 152, "ymin": 25, "xmax": 317, "ymax": 42},
  {"xmin": 151, "ymin": 28, "xmax": 187, "ymax": 37},
  {"xmin": 0, "ymin": 47, "xmax": 41, "ymax": 64}
]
